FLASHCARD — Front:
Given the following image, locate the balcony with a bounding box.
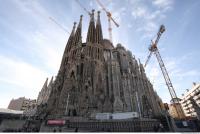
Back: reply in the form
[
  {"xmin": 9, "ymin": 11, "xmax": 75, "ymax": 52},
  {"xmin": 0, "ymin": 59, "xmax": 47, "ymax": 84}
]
[{"xmin": 193, "ymin": 94, "xmax": 200, "ymax": 100}]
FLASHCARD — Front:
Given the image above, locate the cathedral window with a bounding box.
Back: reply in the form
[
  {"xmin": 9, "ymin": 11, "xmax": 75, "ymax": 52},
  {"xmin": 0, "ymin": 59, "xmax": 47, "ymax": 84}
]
[
  {"xmin": 72, "ymin": 109, "xmax": 77, "ymax": 116},
  {"xmin": 70, "ymin": 71, "xmax": 75, "ymax": 79},
  {"xmin": 87, "ymin": 47, "xmax": 89, "ymax": 56},
  {"xmin": 80, "ymin": 63, "xmax": 84, "ymax": 76},
  {"xmin": 76, "ymin": 65, "xmax": 79, "ymax": 76},
  {"xmin": 97, "ymin": 48, "xmax": 100, "ymax": 59},
  {"xmin": 89, "ymin": 47, "xmax": 92, "ymax": 57}
]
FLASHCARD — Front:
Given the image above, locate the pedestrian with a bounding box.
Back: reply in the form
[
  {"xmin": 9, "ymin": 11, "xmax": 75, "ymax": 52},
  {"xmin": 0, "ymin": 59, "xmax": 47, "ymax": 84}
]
[
  {"xmin": 59, "ymin": 128, "xmax": 62, "ymax": 132},
  {"xmin": 153, "ymin": 124, "xmax": 159, "ymax": 132},
  {"xmin": 154, "ymin": 124, "xmax": 160, "ymax": 132},
  {"xmin": 75, "ymin": 127, "xmax": 78, "ymax": 132},
  {"xmin": 158, "ymin": 123, "xmax": 165, "ymax": 132}
]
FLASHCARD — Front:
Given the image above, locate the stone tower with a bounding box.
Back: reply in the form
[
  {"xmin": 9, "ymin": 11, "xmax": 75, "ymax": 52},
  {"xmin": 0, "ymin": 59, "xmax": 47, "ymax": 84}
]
[{"xmin": 43, "ymin": 10, "xmax": 163, "ymax": 118}]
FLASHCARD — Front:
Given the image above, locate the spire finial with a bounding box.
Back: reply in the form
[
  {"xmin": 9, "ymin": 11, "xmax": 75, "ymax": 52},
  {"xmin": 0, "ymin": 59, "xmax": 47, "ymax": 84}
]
[
  {"xmin": 71, "ymin": 22, "xmax": 77, "ymax": 35},
  {"xmin": 72, "ymin": 22, "xmax": 77, "ymax": 32},
  {"xmin": 73, "ymin": 15, "xmax": 82, "ymax": 46},
  {"xmin": 86, "ymin": 9, "xmax": 96, "ymax": 43},
  {"xmin": 78, "ymin": 15, "xmax": 83, "ymax": 27},
  {"xmin": 73, "ymin": 22, "xmax": 77, "ymax": 27},
  {"xmin": 92, "ymin": 9, "xmax": 95, "ymax": 14},
  {"xmin": 97, "ymin": 11, "xmax": 101, "ymax": 20},
  {"xmin": 138, "ymin": 58, "xmax": 141, "ymax": 64},
  {"xmin": 97, "ymin": 11, "xmax": 101, "ymax": 23},
  {"xmin": 42, "ymin": 78, "xmax": 48, "ymax": 89},
  {"xmin": 95, "ymin": 10, "xmax": 103, "ymax": 43},
  {"xmin": 91, "ymin": 9, "xmax": 95, "ymax": 22},
  {"xmin": 80, "ymin": 15, "xmax": 83, "ymax": 20}
]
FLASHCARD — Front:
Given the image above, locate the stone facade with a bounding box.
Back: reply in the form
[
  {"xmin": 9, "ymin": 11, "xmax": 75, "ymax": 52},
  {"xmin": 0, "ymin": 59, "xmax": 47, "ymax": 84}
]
[
  {"xmin": 180, "ymin": 82, "xmax": 200, "ymax": 119},
  {"xmin": 40, "ymin": 119, "xmax": 159, "ymax": 132},
  {"xmin": 8, "ymin": 97, "xmax": 36, "ymax": 111},
  {"xmin": 37, "ymin": 77, "xmax": 54, "ymax": 106},
  {"xmin": 41, "ymin": 10, "xmax": 163, "ymax": 118}
]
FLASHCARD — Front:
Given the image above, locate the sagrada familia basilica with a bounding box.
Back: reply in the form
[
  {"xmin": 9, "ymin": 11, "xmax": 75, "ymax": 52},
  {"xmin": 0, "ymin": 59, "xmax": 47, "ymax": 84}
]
[{"xmin": 36, "ymin": 10, "xmax": 164, "ymax": 119}]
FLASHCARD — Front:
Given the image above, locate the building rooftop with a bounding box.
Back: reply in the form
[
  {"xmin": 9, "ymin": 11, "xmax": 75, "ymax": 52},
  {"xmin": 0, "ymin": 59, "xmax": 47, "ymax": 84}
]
[
  {"xmin": 0, "ymin": 108, "xmax": 23, "ymax": 115},
  {"xmin": 181, "ymin": 82, "xmax": 200, "ymax": 99}
]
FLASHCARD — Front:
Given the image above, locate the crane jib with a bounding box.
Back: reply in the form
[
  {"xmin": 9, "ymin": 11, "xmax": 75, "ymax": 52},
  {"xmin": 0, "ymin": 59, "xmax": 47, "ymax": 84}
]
[{"xmin": 144, "ymin": 25, "xmax": 185, "ymax": 119}]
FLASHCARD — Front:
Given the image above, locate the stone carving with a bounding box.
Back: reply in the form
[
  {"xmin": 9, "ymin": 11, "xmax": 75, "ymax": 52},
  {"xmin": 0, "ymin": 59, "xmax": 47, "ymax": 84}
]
[{"xmin": 37, "ymin": 10, "xmax": 163, "ymax": 119}]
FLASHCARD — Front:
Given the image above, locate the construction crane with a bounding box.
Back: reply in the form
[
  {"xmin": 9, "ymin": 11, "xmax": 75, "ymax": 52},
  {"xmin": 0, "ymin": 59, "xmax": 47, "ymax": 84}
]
[
  {"xmin": 49, "ymin": 17, "xmax": 70, "ymax": 34},
  {"xmin": 75, "ymin": 0, "xmax": 91, "ymax": 16},
  {"xmin": 30, "ymin": 4, "xmax": 69, "ymax": 34},
  {"xmin": 95, "ymin": 0, "xmax": 119, "ymax": 43},
  {"xmin": 144, "ymin": 25, "xmax": 185, "ymax": 119}
]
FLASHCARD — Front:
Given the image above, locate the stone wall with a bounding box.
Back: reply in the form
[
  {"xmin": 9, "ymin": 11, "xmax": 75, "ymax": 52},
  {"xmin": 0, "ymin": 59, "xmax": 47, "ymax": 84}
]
[
  {"xmin": 40, "ymin": 119, "xmax": 159, "ymax": 132},
  {"xmin": 0, "ymin": 119, "xmax": 26, "ymax": 132},
  {"xmin": 37, "ymin": 12, "xmax": 164, "ymax": 119}
]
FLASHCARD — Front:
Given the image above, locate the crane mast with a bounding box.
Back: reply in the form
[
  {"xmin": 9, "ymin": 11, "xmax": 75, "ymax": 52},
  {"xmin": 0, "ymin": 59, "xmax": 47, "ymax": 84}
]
[
  {"xmin": 154, "ymin": 50, "xmax": 178, "ymax": 101},
  {"xmin": 108, "ymin": 17, "xmax": 113, "ymax": 43},
  {"xmin": 144, "ymin": 25, "xmax": 185, "ymax": 119},
  {"xmin": 95, "ymin": 0, "xmax": 119, "ymax": 43}
]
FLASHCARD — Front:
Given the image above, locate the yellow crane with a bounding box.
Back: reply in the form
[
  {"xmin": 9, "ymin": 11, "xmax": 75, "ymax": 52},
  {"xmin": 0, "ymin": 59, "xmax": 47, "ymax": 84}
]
[{"xmin": 95, "ymin": 0, "xmax": 119, "ymax": 43}]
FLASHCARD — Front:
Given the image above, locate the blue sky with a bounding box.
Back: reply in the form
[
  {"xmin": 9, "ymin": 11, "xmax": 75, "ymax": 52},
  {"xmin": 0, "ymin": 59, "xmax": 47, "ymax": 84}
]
[{"xmin": 0, "ymin": 0, "xmax": 200, "ymax": 108}]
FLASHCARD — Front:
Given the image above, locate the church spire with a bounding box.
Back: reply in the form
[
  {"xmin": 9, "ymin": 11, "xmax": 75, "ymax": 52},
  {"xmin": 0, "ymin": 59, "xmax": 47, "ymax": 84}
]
[
  {"xmin": 59, "ymin": 22, "xmax": 76, "ymax": 71},
  {"xmin": 66, "ymin": 22, "xmax": 77, "ymax": 52},
  {"xmin": 73, "ymin": 15, "xmax": 83, "ymax": 46},
  {"xmin": 48, "ymin": 76, "xmax": 54, "ymax": 86},
  {"xmin": 138, "ymin": 59, "xmax": 145, "ymax": 73},
  {"xmin": 95, "ymin": 11, "xmax": 103, "ymax": 44},
  {"xmin": 47, "ymin": 76, "xmax": 54, "ymax": 91},
  {"xmin": 86, "ymin": 9, "xmax": 96, "ymax": 43},
  {"xmin": 42, "ymin": 78, "xmax": 48, "ymax": 92},
  {"xmin": 70, "ymin": 22, "xmax": 77, "ymax": 38}
]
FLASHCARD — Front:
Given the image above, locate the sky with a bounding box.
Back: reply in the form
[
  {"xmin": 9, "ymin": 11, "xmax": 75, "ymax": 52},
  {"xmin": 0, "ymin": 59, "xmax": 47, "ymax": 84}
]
[{"xmin": 0, "ymin": 0, "xmax": 200, "ymax": 108}]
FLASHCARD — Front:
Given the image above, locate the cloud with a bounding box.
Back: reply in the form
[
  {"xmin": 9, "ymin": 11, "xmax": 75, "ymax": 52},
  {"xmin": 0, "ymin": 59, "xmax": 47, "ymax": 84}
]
[
  {"xmin": 30, "ymin": 30, "xmax": 65, "ymax": 72},
  {"xmin": 128, "ymin": 0, "xmax": 174, "ymax": 39},
  {"xmin": 89, "ymin": 1, "xmax": 94, "ymax": 7},
  {"xmin": 0, "ymin": 55, "xmax": 50, "ymax": 108},
  {"xmin": 0, "ymin": 0, "xmax": 70, "ymax": 108},
  {"xmin": 112, "ymin": 7, "xmax": 126, "ymax": 24},
  {"xmin": 131, "ymin": 7, "xmax": 147, "ymax": 19},
  {"xmin": 152, "ymin": 0, "xmax": 173, "ymax": 11},
  {"xmin": 0, "ymin": 0, "xmax": 198, "ymax": 107},
  {"xmin": 0, "ymin": 55, "xmax": 48, "ymax": 90},
  {"xmin": 145, "ymin": 52, "xmax": 200, "ymax": 103},
  {"xmin": 8, "ymin": 0, "xmax": 68, "ymax": 72}
]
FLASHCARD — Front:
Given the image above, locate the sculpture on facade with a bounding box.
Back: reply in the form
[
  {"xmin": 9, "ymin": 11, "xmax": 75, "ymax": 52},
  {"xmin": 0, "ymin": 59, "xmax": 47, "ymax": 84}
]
[{"xmin": 37, "ymin": 10, "xmax": 164, "ymax": 119}]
